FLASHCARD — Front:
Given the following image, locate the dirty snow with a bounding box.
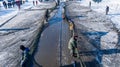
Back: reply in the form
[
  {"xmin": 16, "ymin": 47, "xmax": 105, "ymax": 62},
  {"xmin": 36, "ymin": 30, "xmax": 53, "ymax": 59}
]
[
  {"xmin": 0, "ymin": 2, "xmax": 56, "ymax": 67},
  {"xmin": 66, "ymin": 1, "xmax": 120, "ymax": 67},
  {"xmin": 81, "ymin": 0, "xmax": 120, "ymax": 67}
]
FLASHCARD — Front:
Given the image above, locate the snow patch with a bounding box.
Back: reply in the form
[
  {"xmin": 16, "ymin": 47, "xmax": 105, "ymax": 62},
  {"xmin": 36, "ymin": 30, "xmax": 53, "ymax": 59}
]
[{"xmin": 101, "ymin": 31, "xmax": 118, "ymax": 49}]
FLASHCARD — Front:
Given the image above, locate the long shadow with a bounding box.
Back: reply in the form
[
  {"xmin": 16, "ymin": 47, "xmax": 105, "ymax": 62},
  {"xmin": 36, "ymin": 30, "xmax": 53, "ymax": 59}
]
[
  {"xmin": 81, "ymin": 32, "xmax": 108, "ymax": 49},
  {"xmin": 0, "ymin": 28, "xmax": 29, "ymax": 31},
  {"xmin": 81, "ymin": 31, "xmax": 108, "ymax": 65},
  {"xmin": 79, "ymin": 31, "xmax": 120, "ymax": 67},
  {"xmin": 79, "ymin": 49, "xmax": 120, "ymax": 56},
  {"xmin": 79, "ymin": 48, "xmax": 120, "ymax": 67},
  {"xmin": 0, "ymin": 14, "xmax": 17, "ymax": 27},
  {"xmin": 84, "ymin": 59, "xmax": 101, "ymax": 67}
]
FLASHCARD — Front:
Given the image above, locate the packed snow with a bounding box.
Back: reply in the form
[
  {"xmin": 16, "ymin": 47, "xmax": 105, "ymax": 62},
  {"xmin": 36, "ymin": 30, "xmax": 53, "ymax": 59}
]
[
  {"xmin": 1, "ymin": 0, "xmax": 120, "ymax": 67},
  {"xmin": 0, "ymin": 1, "xmax": 56, "ymax": 67},
  {"xmin": 81, "ymin": 0, "xmax": 120, "ymax": 31},
  {"xmin": 66, "ymin": 0, "xmax": 120, "ymax": 67},
  {"xmin": 80, "ymin": 0, "xmax": 120, "ymax": 66}
]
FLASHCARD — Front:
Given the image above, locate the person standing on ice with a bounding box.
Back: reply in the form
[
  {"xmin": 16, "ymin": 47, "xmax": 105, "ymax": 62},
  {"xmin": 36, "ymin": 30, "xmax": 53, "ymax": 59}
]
[
  {"xmin": 89, "ymin": 1, "xmax": 91, "ymax": 8},
  {"xmin": 69, "ymin": 21, "xmax": 74, "ymax": 37},
  {"xmin": 45, "ymin": 9, "xmax": 49, "ymax": 22},
  {"xmin": 16, "ymin": 0, "xmax": 21, "ymax": 10},
  {"xmin": 20, "ymin": 45, "xmax": 30, "ymax": 67},
  {"xmin": 3, "ymin": 0, "xmax": 8, "ymax": 9},
  {"xmin": 106, "ymin": 6, "xmax": 109, "ymax": 15},
  {"xmin": 68, "ymin": 35, "xmax": 79, "ymax": 58},
  {"xmin": 36, "ymin": 0, "xmax": 38, "ymax": 6},
  {"xmin": 33, "ymin": 0, "xmax": 35, "ymax": 6}
]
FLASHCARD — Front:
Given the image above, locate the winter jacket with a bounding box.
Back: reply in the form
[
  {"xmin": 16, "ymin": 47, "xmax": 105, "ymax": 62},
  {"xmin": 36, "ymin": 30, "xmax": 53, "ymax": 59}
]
[
  {"xmin": 69, "ymin": 22, "xmax": 73, "ymax": 30},
  {"xmin": 68, "ymin": 37, "xmax": 77, "ymax": 50},
  {"xmin": 21, "ymin": 48, "xmax": 30, "ymax": 67}
]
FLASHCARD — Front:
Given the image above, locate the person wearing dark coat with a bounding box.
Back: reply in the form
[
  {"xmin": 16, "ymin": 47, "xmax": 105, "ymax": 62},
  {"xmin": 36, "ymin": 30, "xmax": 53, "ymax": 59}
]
[
  {"xmin": 45, "ymin": 9, "xmax": 49, "ymax": 22},
  {"xmin": 3, "ymin": 1, "xmax": 7, "ymax": 9},
  {"xmin": 33, "ymin": 1, "xmax": 35, "ymax": 6},
  {"xmin": 106, "ymin": 6, "xmax": 109, "ymax": 15},
  {"xmin": 20, "ymin": 45, "xmax": 30, "ymax": 67},
  {"xmin": 16, "ymin": 0, "xmax": 21, "ymax": 10}
]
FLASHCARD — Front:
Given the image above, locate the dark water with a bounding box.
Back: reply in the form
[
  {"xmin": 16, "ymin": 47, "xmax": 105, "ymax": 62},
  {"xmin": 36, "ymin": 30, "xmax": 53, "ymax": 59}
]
[
  {"xmin": 34, "ymin": 3, "xmax": 64, "ymax": 67},
  {"xmin": 34, "ymin": 23, "xmax": 61, "ymax": 67}
]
